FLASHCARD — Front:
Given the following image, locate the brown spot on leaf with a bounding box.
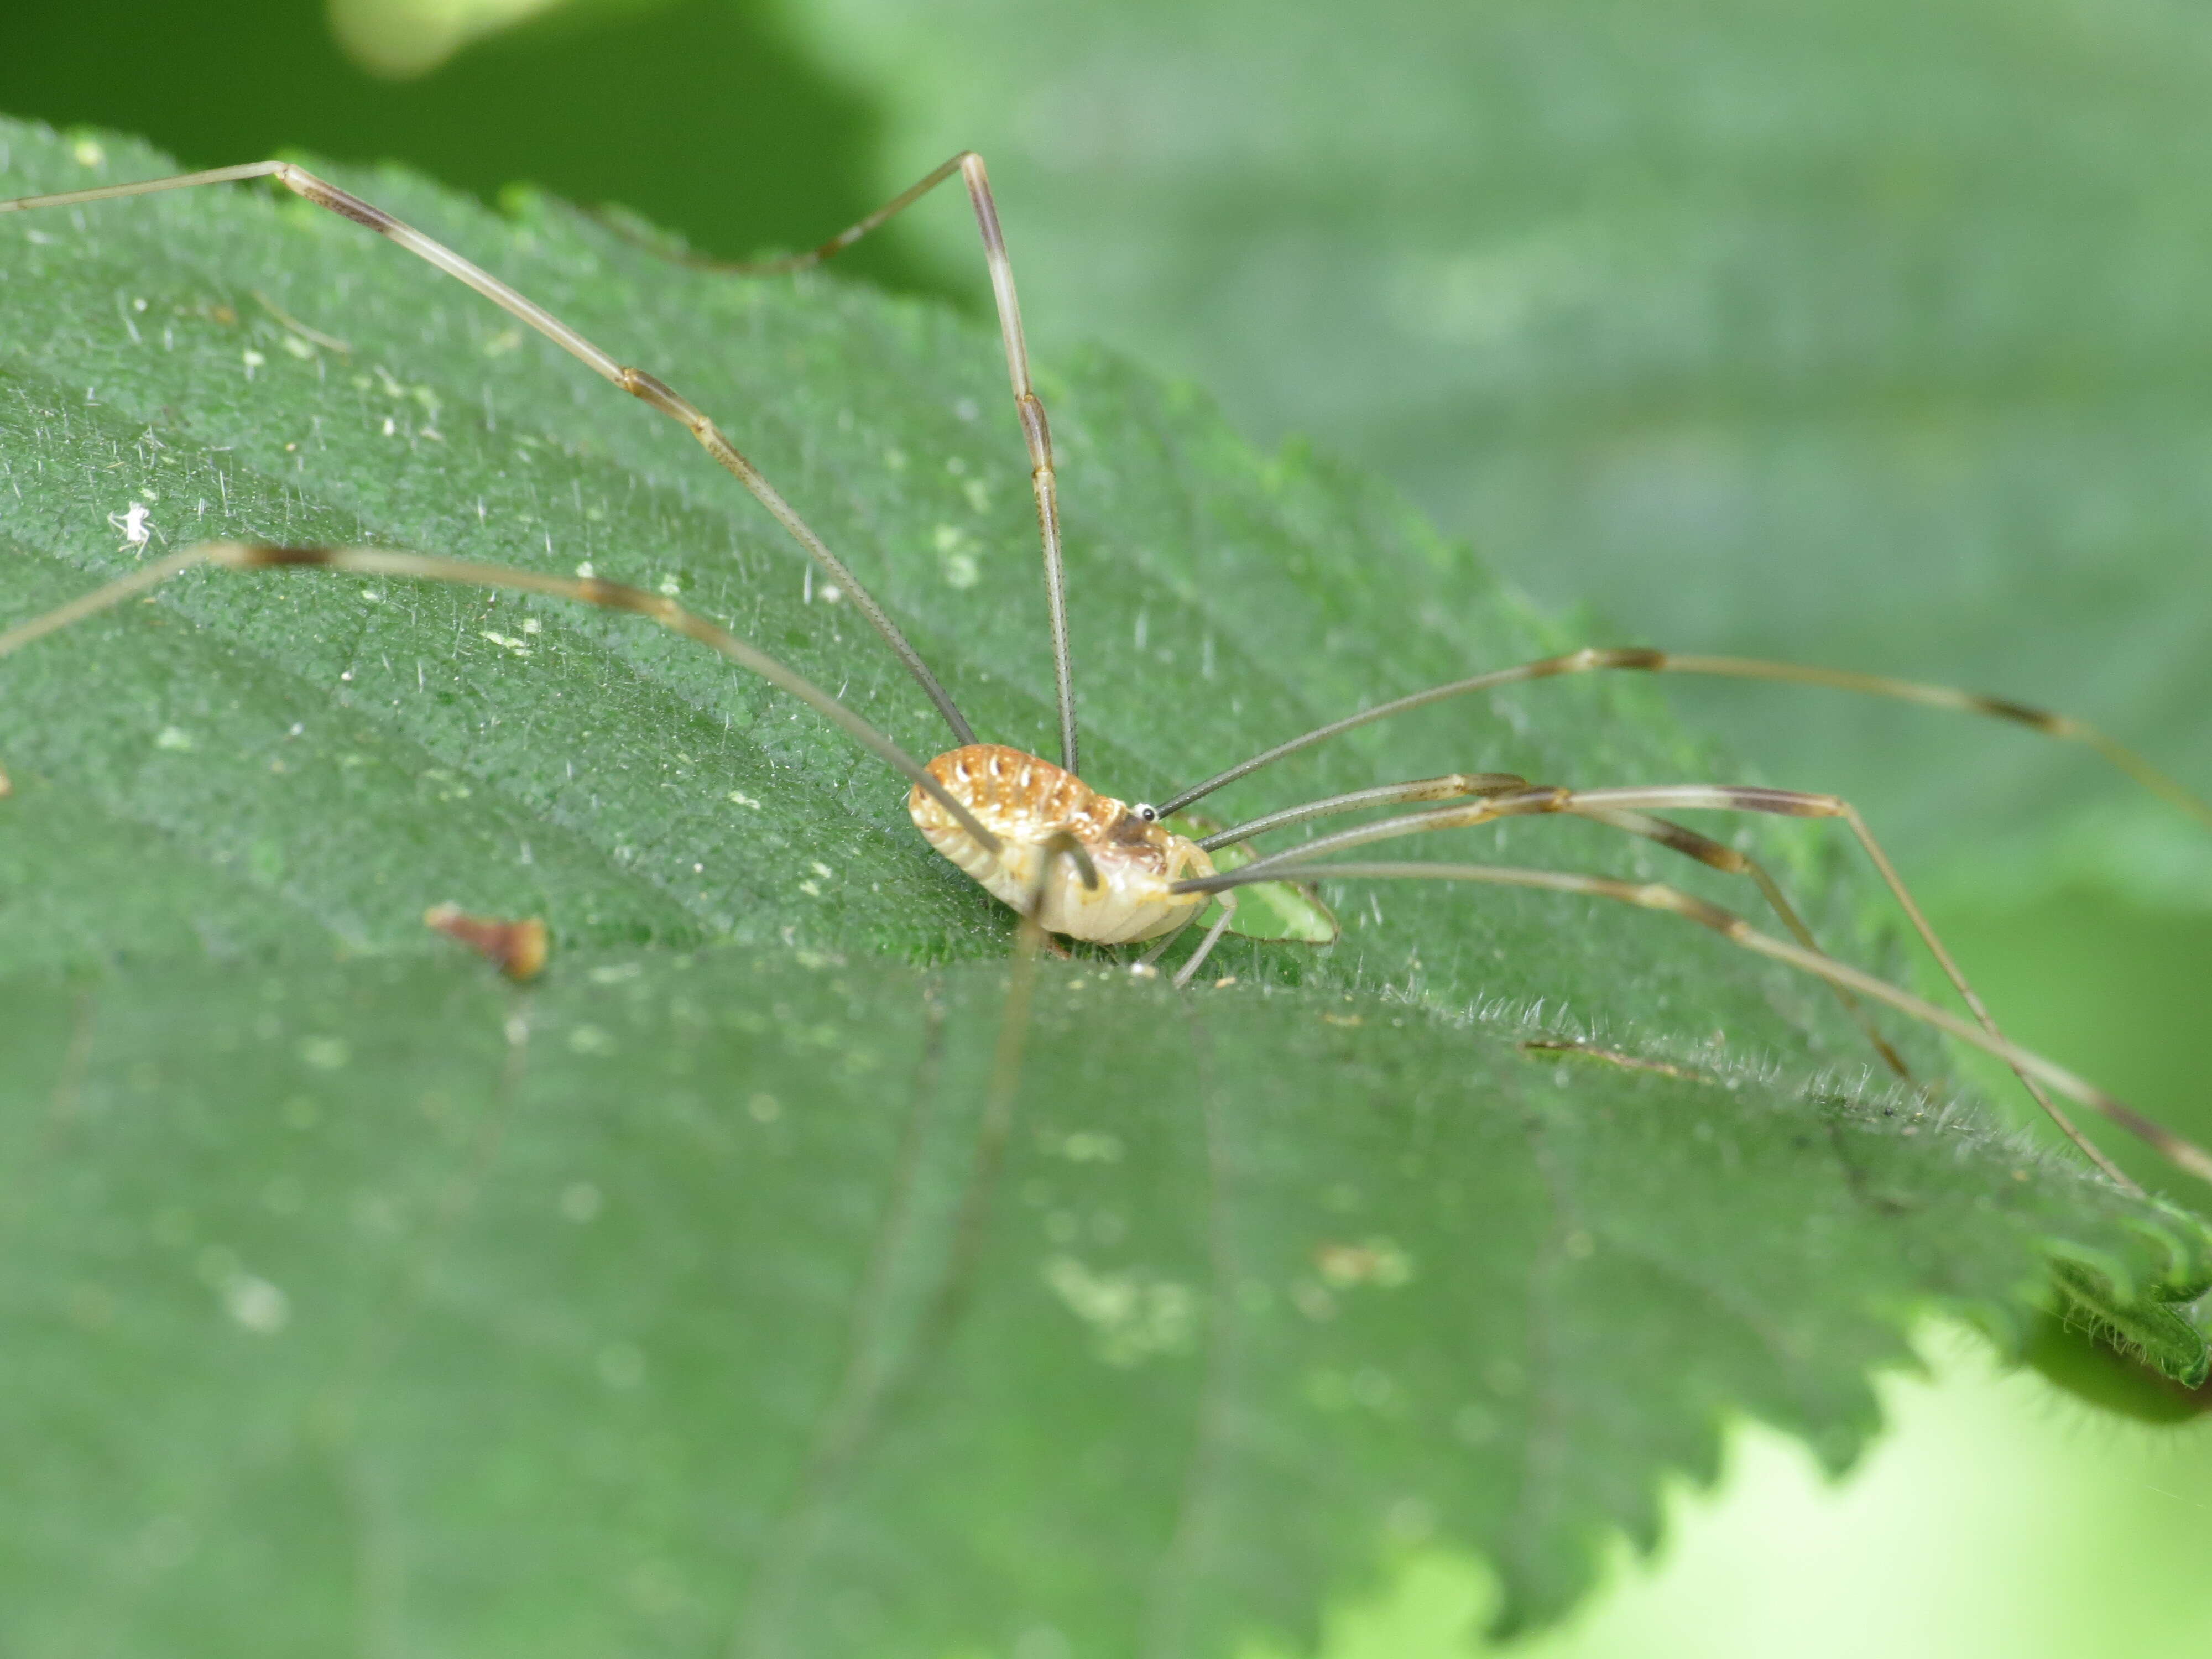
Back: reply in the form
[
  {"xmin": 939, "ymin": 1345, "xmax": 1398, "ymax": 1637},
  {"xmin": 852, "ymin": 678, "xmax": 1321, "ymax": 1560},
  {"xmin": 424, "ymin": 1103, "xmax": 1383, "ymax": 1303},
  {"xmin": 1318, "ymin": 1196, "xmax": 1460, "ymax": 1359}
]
[
  {"xmin": 425, "ymin": 903, "xmax": 550, "ymax": 982},
  {"xmin": 1518, "ymin": 1039, "xmax": 1714, "ymax": 1084}
]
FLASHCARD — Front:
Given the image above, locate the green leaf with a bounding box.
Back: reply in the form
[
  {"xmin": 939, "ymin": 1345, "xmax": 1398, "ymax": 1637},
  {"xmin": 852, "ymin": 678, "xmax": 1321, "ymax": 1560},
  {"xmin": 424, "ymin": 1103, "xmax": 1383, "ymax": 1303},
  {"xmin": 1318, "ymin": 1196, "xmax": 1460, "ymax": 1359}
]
[
  {"xmin": 2044, "ymin": 1261, "xmax": 2212, "ymax": 1392},
  {"xmin": 785, "ymin": 0, "xmax": 2212, "ymax": 909},
  {"xmin": 2018, "ymin": 1303, "xmax": 2212, "ymax": 1425},
  {"xmin": 2, "ymin": 118, "xmax": 2207, "ymax": 1652}
]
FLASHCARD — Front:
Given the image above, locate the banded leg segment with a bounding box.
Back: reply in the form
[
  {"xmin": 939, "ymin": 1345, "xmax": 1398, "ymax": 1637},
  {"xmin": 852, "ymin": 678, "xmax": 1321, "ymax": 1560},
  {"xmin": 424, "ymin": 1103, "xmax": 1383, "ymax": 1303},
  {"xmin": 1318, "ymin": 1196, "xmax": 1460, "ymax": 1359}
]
[
  {"xmin": 1160, "ymin": 646, "xmax": 2211, "ymax": 830},
  {"xmin": 1174, "ymin": 857, "xmax": 2212, "ymax": 1190},
  {"xmin": 0, "ymin": 540, "xmax": 1003, "ymax": 857},
  {"xmin": 1216, "ymin": 780, "xmax": 2127, "ymax": 1183},
  {"xmin": 1569, "ymin": 804, "xmax": 1913, "ymax": 1081},
  {"xmin": 0, "ymin": 161, "xmax": 977, "ymax": 748},
  {"xmin": 1193, "ymin": 772, "xmax": 1527, "ymax": 849},
  {"xmin": 709, "ymin": 154, "xmax": 1081, "ymax": 778},
  {"xmin": 1206, "ymin": 772, "xmax": 1908, "ymax": 1079}
]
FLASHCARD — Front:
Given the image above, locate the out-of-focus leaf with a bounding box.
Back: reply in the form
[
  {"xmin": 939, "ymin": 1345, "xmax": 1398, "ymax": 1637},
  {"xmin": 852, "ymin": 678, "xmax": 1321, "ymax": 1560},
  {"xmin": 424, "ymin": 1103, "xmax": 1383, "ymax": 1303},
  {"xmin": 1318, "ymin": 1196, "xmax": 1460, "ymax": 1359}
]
[
  {"xmin": 2, "ymin": 119, "xmax": 2207, "ymax": 1653},
  {"xmin": 782, "ymin": 0, "xmax": 2212, "ymax": 907}
]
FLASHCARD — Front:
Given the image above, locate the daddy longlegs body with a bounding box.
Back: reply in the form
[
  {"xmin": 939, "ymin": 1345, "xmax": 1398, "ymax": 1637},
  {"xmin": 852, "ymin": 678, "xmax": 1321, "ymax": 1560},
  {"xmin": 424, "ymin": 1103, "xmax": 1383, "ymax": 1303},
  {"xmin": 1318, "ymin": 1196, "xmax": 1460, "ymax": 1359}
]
[{"xmin": 3, "ymin": 144, "xmax": 2211, "ymax": 1199}]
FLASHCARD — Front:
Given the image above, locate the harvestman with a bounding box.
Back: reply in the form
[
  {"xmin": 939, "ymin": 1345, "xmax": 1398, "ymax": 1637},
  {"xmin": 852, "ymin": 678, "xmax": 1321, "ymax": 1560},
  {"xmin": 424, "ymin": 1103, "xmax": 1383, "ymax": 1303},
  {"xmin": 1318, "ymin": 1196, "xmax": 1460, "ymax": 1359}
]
[{"xmin": 2, "ymin": 150, "xmax": 2209, "ymax": 1194}]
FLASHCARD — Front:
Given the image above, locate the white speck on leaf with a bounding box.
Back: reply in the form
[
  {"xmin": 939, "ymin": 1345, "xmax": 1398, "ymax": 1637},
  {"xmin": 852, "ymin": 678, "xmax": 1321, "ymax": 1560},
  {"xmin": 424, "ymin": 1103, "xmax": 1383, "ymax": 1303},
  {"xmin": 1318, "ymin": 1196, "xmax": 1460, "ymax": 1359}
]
[
  {"xmin": 298, "ymin": 1036, "xmax": 349, "ymax": 1071},
  {"xmin": 223, "ymin": 1275, "xmax": 289, "ymax": 1334},
  {"xmin": 1042, "ymin": 1256, "xmax": 1198, "ymax": 1367},
  {"xmin": 1044, "ymin": 1130, "xmax": 1124, "ymax": 1164},
  {"xmin": 560, "ymin": 1182, "xmax": 603, "ymax": 1223},
  {"xmin": 109, "ymin": 500, "xmax": 152, "ymax": 552}
]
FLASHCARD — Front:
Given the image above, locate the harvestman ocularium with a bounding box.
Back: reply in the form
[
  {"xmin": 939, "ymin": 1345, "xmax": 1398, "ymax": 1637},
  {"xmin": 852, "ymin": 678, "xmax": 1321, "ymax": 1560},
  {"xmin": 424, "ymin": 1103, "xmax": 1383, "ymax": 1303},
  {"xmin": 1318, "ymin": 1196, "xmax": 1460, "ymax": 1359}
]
[{"xmin": 2, "ymin": 150, "xmax": 2209, "ymax": 1196}]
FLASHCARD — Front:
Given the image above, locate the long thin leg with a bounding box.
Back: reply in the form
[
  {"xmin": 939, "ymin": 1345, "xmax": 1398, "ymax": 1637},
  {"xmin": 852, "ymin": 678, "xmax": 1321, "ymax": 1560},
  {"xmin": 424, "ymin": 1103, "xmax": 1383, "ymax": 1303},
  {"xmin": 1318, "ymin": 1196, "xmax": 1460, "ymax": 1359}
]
[
  {"xmin": 975, "ymin": 829, "xmax": 1099, "ymax": 1121},
  {"xmin": 696, "ymin": 153, "xmax": 1080, "ymax": 777},
  {"xmin": 1170, "ymin": 891, "xmax": 1240, "ymax": 989},
  {"xmin": 1157, "ymin": 646, "xmax": 2211, "ymax": 829},
  {"xmin": 0, "ymin": 541, "xmax": 1003, "ymax": 857},
  {"xmin": 1193, "ymin": 772, "xmax": 1526, "ymax": 849},
  {"xmin": 1138, "ymin": 775, "xmax": 1475, "ymax": 972},
  {"xmin": 1566, "ymin": 804, "xmax": 1913, "ymax": 1081},
  {"xmin": 1206, "ymin": 771, "xmax": 1908, "ymax": 1077},
  {"xmin": 948, "ymin": 829, "xmax": 1098, "ymax": 1313},
  {"xmin": 725, "ymin": 823, "xmax": 1095, "ymax": 1658},
  {"xmin": 1173, "ymin": 857, "xmax": 2212, "ymax": 1190},
  {"xmin": 0, "ymin": 163, "xmax": 978, "ymax": 749},
  {"xmin": 1137, "ymin": 910, "xmax": 1203, "ymax": 972},
  {"xmin": 1218, "ymin": 781, "xmax": 2127, "ymax": 1182}
]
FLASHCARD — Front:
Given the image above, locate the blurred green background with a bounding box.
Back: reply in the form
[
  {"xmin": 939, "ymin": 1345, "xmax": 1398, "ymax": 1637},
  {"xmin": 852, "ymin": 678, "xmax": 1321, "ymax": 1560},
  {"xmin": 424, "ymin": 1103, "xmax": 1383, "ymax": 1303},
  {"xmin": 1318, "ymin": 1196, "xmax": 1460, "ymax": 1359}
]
[{"xmin": 5, "ymin": 0, "xmax": 2209, "ymax": 1650}]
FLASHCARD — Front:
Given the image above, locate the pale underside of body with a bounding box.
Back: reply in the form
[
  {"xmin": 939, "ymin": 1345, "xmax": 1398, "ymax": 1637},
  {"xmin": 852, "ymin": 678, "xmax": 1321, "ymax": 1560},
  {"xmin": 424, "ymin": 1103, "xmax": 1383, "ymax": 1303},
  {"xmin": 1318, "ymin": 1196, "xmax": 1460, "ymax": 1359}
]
[{"xmin": 909, "ymin": 744, "xmax": 1216, "ymax": 943}]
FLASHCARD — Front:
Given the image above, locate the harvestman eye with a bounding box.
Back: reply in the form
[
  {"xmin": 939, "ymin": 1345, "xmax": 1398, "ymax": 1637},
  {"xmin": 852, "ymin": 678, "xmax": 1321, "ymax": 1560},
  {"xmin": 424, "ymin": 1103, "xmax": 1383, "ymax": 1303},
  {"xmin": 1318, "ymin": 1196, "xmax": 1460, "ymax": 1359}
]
[{"xmin": 2, "ymin": 147, "xmax": 2210, "ymax": 1194}]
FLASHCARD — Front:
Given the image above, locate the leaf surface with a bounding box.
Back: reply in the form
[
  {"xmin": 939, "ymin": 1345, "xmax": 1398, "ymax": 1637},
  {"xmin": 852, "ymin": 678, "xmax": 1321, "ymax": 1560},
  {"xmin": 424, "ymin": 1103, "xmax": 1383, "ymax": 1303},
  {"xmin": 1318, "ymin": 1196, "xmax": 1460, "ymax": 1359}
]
[{"xmin": 1, "ymin": 119, "xmax": 2206, "ymax": 1653}]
